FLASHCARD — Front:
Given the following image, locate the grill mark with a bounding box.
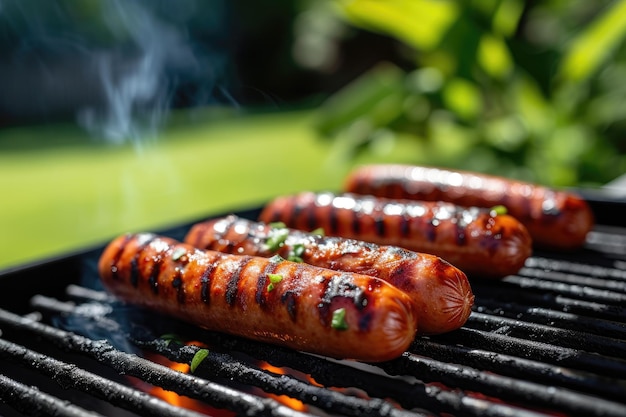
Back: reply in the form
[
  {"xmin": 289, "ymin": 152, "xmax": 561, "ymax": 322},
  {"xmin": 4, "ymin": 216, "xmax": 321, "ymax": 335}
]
[
  {"xmin": 200, "ymin": 263, "xmax": 216, "ymax": 305},
  {"xmin": 147, "ymin": 254, "xmax": 163, "ymax": 295},
  {"xmin": 400, "ymin": 212, "xmax": 410, "ymax": 237},
  {"xmin": 171, "ymin": 269, "xmax": 184, "ymax": 304},
  {"xmin": 351, "ymin": 208, "xmax": 361, "ymax": 235},
  {"xmin": 455, "ymin": 211, "xmax": 468, "ymax": 246},
  {"xmin": 256, "ymin": 261, "xmax": 278, "ymax": 307},
  {"xmin": 329, "ymin": 206, "xmax": 339, "ymax": 234},
  {"xmin": 110, "ymin": 234, "xmax": 133, "ymax": 281},
  {"xmin": 306, "ymin": 202, "xmax": 318, "ymax": 232},
  {"xmin": 375, "ymin": 215, "xmax": 385, "ymax": 237},
  {"xmin": 318, "ymin": 274, "xmax": 367, "ymax": 327},
  {"xmin": 225, "ymin": 256, "xmax": 253, "ymax": 307},
  {"xmin": 205, "ymin": 217, "xmax": 238, "ymax": 251},
  {"xmin": 281, "ymin": 291, "xmax": 298, "ymax": 321},
  {"xmin": 130, "ymin": 236, "xmax": 156, "ymax": 288}
]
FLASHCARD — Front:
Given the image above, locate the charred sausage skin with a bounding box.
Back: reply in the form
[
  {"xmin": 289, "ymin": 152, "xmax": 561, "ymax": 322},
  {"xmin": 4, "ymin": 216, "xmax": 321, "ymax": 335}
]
[
  {"xmin": 99, "ymin": 233, "xmax": 417, "ymax": 362},
  {"xmin": 185, "ymin": 215, "xmax": 474, "ymax": 334},
  {"xmin": 344, "ymin": 164, "xmax": 594, "ymax": 249},
  {"xmin": 259, "ymin": 192, "xmax": 532, "ymax": 278}
]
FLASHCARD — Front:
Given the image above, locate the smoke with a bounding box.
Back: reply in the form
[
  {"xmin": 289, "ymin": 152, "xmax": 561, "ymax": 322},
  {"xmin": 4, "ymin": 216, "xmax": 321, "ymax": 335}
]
[
  {"xmin": 77, "ymin": 0, "xmax": 226, "ymax": 146},
  {"xmin": 0, "ymin": 0, "xmax": 233, "ymax": 144}
]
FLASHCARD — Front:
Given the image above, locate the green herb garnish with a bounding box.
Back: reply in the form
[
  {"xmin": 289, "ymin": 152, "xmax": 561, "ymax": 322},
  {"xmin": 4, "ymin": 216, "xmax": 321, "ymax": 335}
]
[
  {"xmin": 287, "ymin": 244, "xmax": 305, "ymax": 263},
  {"xmin": 267, "ymin": 273, "xmax": 283, "ymax": 292},
  {"xmin": 171, "ymin": 247, "xmax": 187, "ymax": 261},
  {"xmin": 190, "ymin": 348, "xmax": 210, "ymax": 373},
  {"xmin": 160, "ymin": 333, "xmax": 183, "ymax": 346},
  {"xmin": 490, "ymin": 205, "xmax": 508, "ymax": 216},
  {"xmin": 269, "ymin": 254, "xmax": 285, "ymax": 264},
  {"xmin": 265, "ymin": 228, "xmax": 289, "ymax": 252},
  {"xmin": 310, "ymin": 227, "xmax": 325, "ymax": 236},
  {"xmin": 269, "ymin": 221, "xmax": 287, "ymax": 229},
  {"xmin": 331, "ymin": 308, "xmax": 349, "ymax": 331}
]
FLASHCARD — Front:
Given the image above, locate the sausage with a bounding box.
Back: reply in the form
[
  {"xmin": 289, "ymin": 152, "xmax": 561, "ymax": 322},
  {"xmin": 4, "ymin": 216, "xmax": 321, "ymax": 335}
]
[
  {"xmin": 185, "ymin": 215, "xmax": 474, "ymax": 335},
  {"xmin": 98, "ymin": 233, "xmax": 417, "ymax": 362},
  {"xmin": 259, "ymin": 192, "xmax": 532, "ymax": 278},
  {"xmin": 344, "ymin": 164, "xmax": 594, "ymax": 250}
]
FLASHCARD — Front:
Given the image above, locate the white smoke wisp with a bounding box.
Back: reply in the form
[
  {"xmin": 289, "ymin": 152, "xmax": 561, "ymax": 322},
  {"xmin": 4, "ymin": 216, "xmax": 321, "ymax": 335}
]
[{"xmin": 77, "ymin": 0, "xmax": 200, "ymax": 149}]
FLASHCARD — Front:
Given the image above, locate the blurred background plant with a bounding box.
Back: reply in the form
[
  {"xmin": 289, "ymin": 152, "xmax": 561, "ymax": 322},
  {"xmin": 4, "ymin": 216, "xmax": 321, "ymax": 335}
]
[
  {"xmin": 2, "ymin": 0, "xmax": 625, "ymax": 187},
  {"xmin": 300, "ymin": 0, "xmax": 626, "ymax": 186}
]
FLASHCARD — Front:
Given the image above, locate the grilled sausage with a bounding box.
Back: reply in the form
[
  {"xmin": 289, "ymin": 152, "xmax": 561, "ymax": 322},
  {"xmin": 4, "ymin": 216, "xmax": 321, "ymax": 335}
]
[
  {"xmin": 99, "ymin": 233, "xmax": 417, "ymax": 362},
  {"xmin": 344, "ymin": 164, "xmax": 594, "ymax": 249},
  {"xmin": 185, "ymin": 215, "xmax": 474, "ymax": 334},
  {"xmin": 259, "ymin": 192, "xmax": 532, "ymax": 278}
]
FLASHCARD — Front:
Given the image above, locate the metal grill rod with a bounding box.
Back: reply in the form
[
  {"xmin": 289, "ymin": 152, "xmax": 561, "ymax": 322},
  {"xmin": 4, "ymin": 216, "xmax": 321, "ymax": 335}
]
[
  {"xmin": 410, "ymin": 338, "xmax": 626, "ymax": 403},
  {"xmin": 0, "ymin": 373, "xmax": 104, "ymax": 417},
  {"xmin": 466, "ymin": 312, "xmax": 626, "ymax": 357},
  {"xmin": 380, "ymin": 350, "xmax": 626, "ymax": 417},
  {"xmin": 0, "ymin": 338, "xmax": 208, "ymax": 417},
  {"xmin": 432, "ymin": 328, "xmax": 626, "ymax": 378},
  {"xmin": 470, "ymin": 282, "xmax": 626, "ymax": 322},
  {"xmin": 33, "ymin": 293, "xmax": 543, "ymax": 417},
  {"xmin": 0, "ymin": 307, "xmax": 309, "ymax": 417},
  {"xmin": 474, "ymin": 298, "xmax": 626, "ymax": 338},
  {"xmin": 502, "ymin": 276, "xmax": 626, "ymax": 304}
]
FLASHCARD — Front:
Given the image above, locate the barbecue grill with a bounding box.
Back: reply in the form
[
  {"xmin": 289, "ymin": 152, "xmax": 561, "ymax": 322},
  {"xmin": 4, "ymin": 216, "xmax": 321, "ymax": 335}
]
[{"xmin": 1, "ymin": 194, "xmax": 625, "ymax": 417}]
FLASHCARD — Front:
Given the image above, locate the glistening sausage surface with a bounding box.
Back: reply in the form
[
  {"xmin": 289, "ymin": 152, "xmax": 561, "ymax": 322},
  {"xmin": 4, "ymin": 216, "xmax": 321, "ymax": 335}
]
[
  {"xmin": 185, "ymin": 215, "xmax": 474, "ymax": 335},
  {"xmin": 259, "ymin": 192, "xmax": 532, "ymax": 278},
  {"xmin": 344, "ymin": 164, "xmax": 594, "ymax": 249},
  {"xmin": 99, "ymin": 233, "xmax": 417, "ymax": 362}
]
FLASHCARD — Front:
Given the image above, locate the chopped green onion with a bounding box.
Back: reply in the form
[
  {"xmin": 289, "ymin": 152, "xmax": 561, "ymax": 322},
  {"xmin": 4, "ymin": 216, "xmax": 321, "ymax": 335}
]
[
  {"xmin": 310, "ymin": 227, "xmax": 325, "ymax": 236},
  {"xmin": 190, "ymin": 348, "xmax": 210, "ymax": 373},
  {"xmin": 269, "ymin": 221, "xmax": 287, "ymax": 229},
  {"xmin": 269, "ymin": 254, "xmax": 285, "ymax": 263},
  {"xmin": 266, "ymin": 228, "xmax": 289, "ymax": 252},
  {"xmin": 267, "ymin": 273, "xmax": 283, "ymax": 292},
  {"xmin": 287, "ymin": 244, "xmax": 305, "ymax": 262},
  {"xmin": 160, "ymin": 333, "xmax": 183, "ymax": 346},
  {"xmin": 331, "ymin": 308, "xmax": 349, "ymax": 331},
  {"xmin": 171, "ymin": 247, "xmax": 187, "ymax": 261},
  {"xmin": 490, "ymin": 205, "xmax": 508, "ymax": 216}
]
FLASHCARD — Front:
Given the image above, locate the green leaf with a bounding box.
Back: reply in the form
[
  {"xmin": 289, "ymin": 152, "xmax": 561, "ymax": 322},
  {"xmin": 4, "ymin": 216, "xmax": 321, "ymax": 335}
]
[
  {"xmin": 331, "ymin": 308, "xmax": 349, "ymax": 330},
  {"xmin": 477, "ymin": 34, "xmax": 513, "ymax": 79},
  {"xmin": 190, "ymin": 349, "xmax": 210, "ymax": 373},
  {"xmin": 559, "ymin": 0, "xmax": 626, "ymax": 82},
  {"xmin": 337, "ymin": 0, "xmax": 460, "ymax": 51},
  {"xmin": 442, "ymin": 78, "xmax": 482, "ymax": 120}
]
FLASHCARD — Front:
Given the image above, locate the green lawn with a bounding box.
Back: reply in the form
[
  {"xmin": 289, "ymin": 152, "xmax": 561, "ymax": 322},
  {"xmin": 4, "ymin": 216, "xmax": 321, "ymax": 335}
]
[{"xmin": 0, "ymin": 108, "xmax": 418, "ymax": 271}]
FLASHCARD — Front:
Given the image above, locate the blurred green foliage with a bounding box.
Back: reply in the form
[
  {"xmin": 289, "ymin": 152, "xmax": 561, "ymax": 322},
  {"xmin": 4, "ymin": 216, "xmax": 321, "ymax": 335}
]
[{"xmin": 311, "ymin": 0, "xmax": 626, "ymax": 186}]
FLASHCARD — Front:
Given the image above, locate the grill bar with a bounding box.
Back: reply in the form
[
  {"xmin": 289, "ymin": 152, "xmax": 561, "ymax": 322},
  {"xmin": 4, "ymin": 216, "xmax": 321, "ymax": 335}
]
[
  {"xmin": 470, "ymin": 282, "xmax": 626, "ymax": 322},
  {"xmin": 432, "ymin": 327, "xmax": 626, "ymax": 378},
  {"xmin": 0, "ymin": 307, "xmax": 309, "ymax": 417},
  {"xmin": 30, "ymin": 293, "xmax": 545, "ymax": 417},
  {"xmin": 518, "ymin": 267, "xmax": 626, "ymax": 292},
  {"xmin": 465, "ymin": 312, "xmax": 626, "ymax": 357},
  {"xmin": 501, "ymin": 275, "xmax": 626, "ymax": 304},
  {"xmin": 0, "ymin": 338, "xmax": 208, "ymax": 417},
  {"xmin": 1, "ymin": 203, "xmax": 626, "ymax": 417},
  {"xmin": 0, "ymin": 373, "xmax": 104, "ymax": 417},
  {"xmin": 409, "ymin": 338, "xmax": 626, "ymax": 403},
  {"xmin": 381, "ymin": 349, "xmax": 626, "ymax": 417},
  {"xmin": 473, "ymin": 298, "xmax": 626, "ymax": 338}
]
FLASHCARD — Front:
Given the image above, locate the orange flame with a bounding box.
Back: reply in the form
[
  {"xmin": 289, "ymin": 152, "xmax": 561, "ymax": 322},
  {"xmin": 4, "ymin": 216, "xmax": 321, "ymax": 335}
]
[{"xmin": 257, "ymin": 361, "xmax": 310, "ymax": 412}]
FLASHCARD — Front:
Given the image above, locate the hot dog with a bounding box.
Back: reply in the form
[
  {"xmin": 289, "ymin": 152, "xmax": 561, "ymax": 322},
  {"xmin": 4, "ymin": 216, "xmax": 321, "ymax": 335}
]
[
  {"xmin": 259, "ymin": 192, "xmax": 532, "ymax": 278},
  {"xmin": 185, "ymin": 215, "xmax": 473, "ymax": 335},
  {"xmin": 344, "ymin": 164, "xmax": 594, "ymax": 249},
  {"xmin": 99, "ymin": 233, "xmax": 417, "ymax": 362}
]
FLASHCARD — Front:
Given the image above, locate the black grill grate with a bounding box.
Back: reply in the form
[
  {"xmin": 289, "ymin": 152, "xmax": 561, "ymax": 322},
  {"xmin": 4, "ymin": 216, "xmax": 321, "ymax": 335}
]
[{"xmin": 1, "ymin": 204, "xmax": 625, "ymax": 417}]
